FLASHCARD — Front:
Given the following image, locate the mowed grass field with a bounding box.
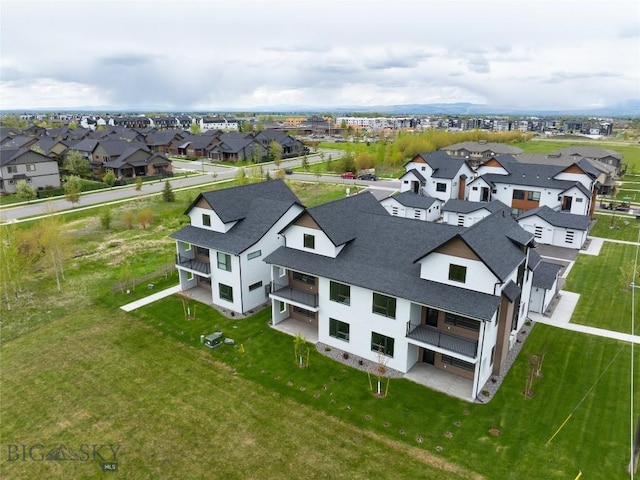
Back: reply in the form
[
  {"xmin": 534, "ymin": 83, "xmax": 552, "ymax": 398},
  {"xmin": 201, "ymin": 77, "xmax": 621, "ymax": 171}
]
[{"xmin": 1, "ymin": 178, "xmax": 639, "ymax": 479}]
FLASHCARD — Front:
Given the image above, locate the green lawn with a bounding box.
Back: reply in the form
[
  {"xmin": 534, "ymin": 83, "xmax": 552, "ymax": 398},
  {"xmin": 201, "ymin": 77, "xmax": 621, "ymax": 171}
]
[
  {"xmin": 590, "ymin": 213, "xmax": 640, "ymax": 242},
  {"xmin": 1, "ymin": 179, "xmax": 639, "ymax": 479},
  {"xmin": 564, "ymin": 242, "xmax": 639, "ymax": 333}
]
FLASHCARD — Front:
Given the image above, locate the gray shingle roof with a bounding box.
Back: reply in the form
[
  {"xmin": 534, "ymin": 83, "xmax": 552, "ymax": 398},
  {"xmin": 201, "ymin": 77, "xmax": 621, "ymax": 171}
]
[
  {"xmin": 442, "ymin": 199, "xmax": 509, "ymax": 215},
  {"xmin": 410, "ymin": 151, "xmax": 470, "ymax": 179},
  {"xmin": 517, "ymin": 206, "xmax": 591, "ymax": 231},
  {"xmin": 550, "ymin": 146, "xmax": 622, "ymax": 160},
  {"xmin": 441, "ymin": 141, "xmax": 523, "ymax": 155},
  {"xmin": 399, "ymin": 169, "xmax": 426, "ymax": 182},
  {"xmin": 389, "ymin": 191, "xmax": 439, "ymax": 209},
  {"xmin": 502, "ymin": 280, "xmax": 521, "ymax": 303},
  {"xmin": 170, "ymin": 197, "xmax": 300, "ymax": 254},
  {"xmin": 532, "ymin": 261, "xmax": 561, "ymax": 289}
]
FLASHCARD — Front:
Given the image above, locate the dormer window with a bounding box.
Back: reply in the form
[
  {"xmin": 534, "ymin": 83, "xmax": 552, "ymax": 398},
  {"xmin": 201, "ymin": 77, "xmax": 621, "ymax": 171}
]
[
  {"xmin": 202, "ymin": 214, "xmax": 211, "ymax": 227},
  {"xmin": 448, "ymin": 264, "xmax": 467, "ymax": 283},
  {"xmin": 303, "ymin": 234, "xmax": 315, "ymax": 249}
]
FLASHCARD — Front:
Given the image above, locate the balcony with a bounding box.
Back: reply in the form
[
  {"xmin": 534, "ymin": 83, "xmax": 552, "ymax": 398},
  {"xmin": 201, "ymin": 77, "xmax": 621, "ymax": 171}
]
[
  {"xmin": 406, "ymin": 323, "xmax": 478, "ymax": 358},
  {"xmin": 176, "ymin": 254, "xmax": 211, "ymax": 275},
  {"xmin": 270, "ymin": 282, "xmax": 318, "ymax": 309}
]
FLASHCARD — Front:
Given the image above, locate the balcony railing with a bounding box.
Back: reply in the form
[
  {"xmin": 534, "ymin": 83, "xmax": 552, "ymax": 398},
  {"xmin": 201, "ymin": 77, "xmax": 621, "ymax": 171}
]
[
  {"xmin": 176, "ymin": 254, "xmax": 211, "ymax": 275},
  {"xmin": 270, "ymin": 282, "xmax": 318, "ymax": 308},
  {"xmin": 406, "ymin": 323, "xmax": 478, "ymax": 358}
]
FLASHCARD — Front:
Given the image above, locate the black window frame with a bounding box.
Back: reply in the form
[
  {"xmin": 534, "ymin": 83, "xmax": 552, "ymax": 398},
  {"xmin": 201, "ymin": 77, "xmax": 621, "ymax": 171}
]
[
  {"xmin": 303, "ymin": 233, "xmax": 315, "ymax": 249},
  {"xmin": 248, "ymin": 280, "xmax": 263, "ymax": 292},
  {"xmin": 372, "ymin": 293, "xmax": 396, "ymax": 318},
  {"xmin": 217, "ymin": 252, "xmax": 231, "ymax": 271},
  {"xmin": 441, "ymin": 354, "xmax": 474, "ymax": 371},
  {"xmin": 292, "ymin": 271, "xmax": 316, "ymax": 286},
  {"xmin": 512, "ymin": 189, "xmax": 525, "ymax": 200},
  {"xmin": 329, "ymin": 281, "xmax": 350, "ymax": 305},
  {"xmin": 202, "ymin": 213, "xmax": 211, "ymax": 227},
  {"xmin": 436, "ymin": 182, "xmax": 447, "ymax": 192},
  {"xmin": 219, "ymin": 283, "xmax": 233, "ymax": 302},
  {"xmin": 329, "ymin": 318, "xmax": 350, "ymax": 342},
  {"xmin": 444, "ymin": 313, "xmax": 480, "ymax": 331},
  {"xmin": 448, "ymin": 264, "xmax": 467, "ymax": 283},
  {"xmin": 371, "ymin": 332, "xmax": 394, "ymax": 357}
]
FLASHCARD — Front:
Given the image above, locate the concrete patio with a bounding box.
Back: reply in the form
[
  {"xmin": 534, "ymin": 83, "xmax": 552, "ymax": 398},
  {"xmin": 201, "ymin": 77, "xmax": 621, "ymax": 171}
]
[{"xmin": 404, "ymin": 363, "xmax": 474, "ymax": 402}]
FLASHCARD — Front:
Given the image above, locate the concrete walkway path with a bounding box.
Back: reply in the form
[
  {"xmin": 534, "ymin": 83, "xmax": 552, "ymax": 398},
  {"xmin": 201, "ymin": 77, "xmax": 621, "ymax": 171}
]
[
  {"xmin": 120, "ymin": 285, "xmax": 181, "ymax": 312},
  {"xmin": 528, "ymin": 290, "xmax": 640, "ymax": 344}
]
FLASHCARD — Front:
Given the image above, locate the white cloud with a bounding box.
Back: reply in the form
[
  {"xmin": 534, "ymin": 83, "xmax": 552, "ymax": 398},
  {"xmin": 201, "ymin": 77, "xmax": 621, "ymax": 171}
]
[{"xmin": 1, "ymin": 0, "xmax": 638, "ymax": 111}]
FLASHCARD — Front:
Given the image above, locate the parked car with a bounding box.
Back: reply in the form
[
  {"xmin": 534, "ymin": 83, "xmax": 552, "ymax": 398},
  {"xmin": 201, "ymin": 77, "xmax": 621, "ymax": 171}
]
[
  {"xmin": 341, "ymin": 172, "xmax": 357, "ymax": 179},
  {"xmin": 284, "ymin": 168, "xmax": 293, "ymax": 175},
  {"xmin": 357, "ymin": 173, "xmax": 378, "ymax": 181}
]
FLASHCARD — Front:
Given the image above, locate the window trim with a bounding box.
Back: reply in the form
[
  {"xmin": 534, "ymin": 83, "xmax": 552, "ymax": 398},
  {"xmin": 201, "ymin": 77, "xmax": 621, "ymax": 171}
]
[
  {"xmin": 248, "ymin": 280, "xmax": 263, "ymax": 292},
  {"xmin": 247, "ymin": 250, "xmax": 261, "ymax": 260},
  {"xmin": 444, "ymin": 313, "xmax": 480, "ymax": 331},
  {"xmin": 217, "ymin": 252, "xmax": 231, "ymax": 271},
  {"xmin": 372, "ymin": 292, "xmax": 396, "ymax": 319},
  {"xmin": 202, "ymin": 213, "xmax": 211, "ymax": 227},
  {"xmin": 329, "ymin": 318, "xmax": 350, "ymax": 342},
  {"xmin": 371, "ymin": 332, "xmax": 394, "ymax": 357},
  {"xmin": 329, "ymin": 281, "xmax": 351, "ymax": 305},
  {"xmin": 219, "ymin": 283, "xmax": 233, "ymax": 302},
  {"xmin": 303, "ymin": 233, "xmax": 315, "ymax": 249},
  {"xmin": 448, "ymin": 264, "xmax": 467, "ymax": 283},
  {"xmin": 435, "ymin": 182, "xmax": 447, "ymax": 192}
]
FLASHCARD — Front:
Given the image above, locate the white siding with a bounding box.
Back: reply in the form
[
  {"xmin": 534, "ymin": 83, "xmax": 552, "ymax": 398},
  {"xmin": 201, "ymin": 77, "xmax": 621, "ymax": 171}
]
[
  {"xmin": 417, "ymin": 253, "xmax": 499, "ymax": 294},
  {"xmin": 188, "ymin": 206, "xmax": 236, "ymax": 232},
  {"xmin": 285, "ymin": 224, "xmax": 342, "ymax": 258}
]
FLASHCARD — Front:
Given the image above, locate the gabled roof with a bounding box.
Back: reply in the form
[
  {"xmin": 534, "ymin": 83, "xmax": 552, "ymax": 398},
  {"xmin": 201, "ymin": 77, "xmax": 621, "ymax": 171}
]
[
  {"xmin": 0, "ymin": 147, "xmax": 53, "ymax": 167},
  {"xmin": 304, "ymin": 192, "xmax": 388, "ymax": 246},
  {"xmin": 441, "ymin": 141, "xmax": 523, "ymax": 155},
  {"xmin": 406, "ymin": 151, "xmax": 470, "ymax": 179},
  {"xmin": 185, "ymin": 179, "xmax": 301, "ymax": 223},
  {"xmin": 67, "ymin": 138, "xmax": 99, "ymax": 153},
  {"xmin": 442, "ymin": 199, "xmax": 509, "ymax": 215},
  {"xmin": 103, "ymin": 147, "xmax": 150, "ymax": 168},
  {"xmin": 532, "ymin": 261, "xmax": 561, "ymax": 289},
  {"xmin": 388, "ymin": 191, "xmax": 440, "ymax": 209},
  {"xmin": 209, "ymin": 132, "xmax": 257, "ymax": 153},
  {"xmin": 171, "ymin": 180, "xmax": 302, "ymax": 254},
  {"xmin": 96, "ymin": 139, "xmax": 149, "ymax": 156},
  {"xmin": 1, "ymin": 135, "xmax": 36, "ymax": 149},
  {"xmin": 517, "ymin": 206, "xmax": 591, "ymax": 231},
  {"xmin": 399, "ymin": 168, "xmax": 426, "ymax": 182},
  {"xmin": 527, "ymin": 249, "xmax": 542, "ymax": 271},
  {"xmin": 550, "ymin": 146, "xmax": 622, "ymax": 160},
  {"xmin": 502, "ymin": 280, "xmax": 521, "ymax": 302}
]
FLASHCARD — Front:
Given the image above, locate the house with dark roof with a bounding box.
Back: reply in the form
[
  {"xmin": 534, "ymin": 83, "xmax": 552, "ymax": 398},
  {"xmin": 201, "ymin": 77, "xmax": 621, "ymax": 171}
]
[
  {"xmin": 33, "ymin": 137, "xmax": 69, "ymax": 159},
  {"xmin": 170, "ymin": 180, "xmax": 305, "ymax": 314},
  {"xmin": 254, "ymin": 130, "xmax": 307, "ymax": 158},
  {"xmin": 549, "ymin": 146, "xmax": 623, "ymax": 175},
  {"xmin": 516, "ymin": 205, "xmax": 591, "ymax": 249},
  {"xmin": 441, "ymin": 140, "xmax": 524, "ymax": 169},
  {"xmin": 466, "ymin": 154, "xmax": 597, "ymax": 218},
  {"xmin": 92, "ymin": 140, "xmax": 150, "ymax": 171},
  {"xmin": 207, "ymin": 132, "xmax": 266, "ymax": 163},
  {"xmin": 264, "ymin": 190, "xmax": 538, "ymax": 401},
  {"xmin": 103, "ymin": 148, "xmax": 172, "ymax": 179},
  {"xmin": 400, "ymin": 151, "xmax": 474, "ymax": 201},
  {"xmin": 441, "ymin": 199, "xmax": 510, "ymax": 227},
  {"xmin": 529, "ymin": 258, "xmax": 561, "ymax": 314},
  {"xmin": 380, "ymin": 191, "xmax": 443, "ymax": 221},
  {"xmin": 0, "ymin": 147, "xmax": 61, "ymax": 194},
  {"xmin": 145, "ymin": 131, "xmax": 185, "ymax": 153}
]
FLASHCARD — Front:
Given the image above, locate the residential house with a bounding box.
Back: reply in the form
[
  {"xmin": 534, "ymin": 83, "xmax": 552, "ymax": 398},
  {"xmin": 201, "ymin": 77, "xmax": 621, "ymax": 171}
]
[
  {"xmin": 549, "ymin": 146, "xmax": 624, "ymax": 176},
  {"xmin": 207, "ymin": 132, "xmax": 266, "ymax": 163},
  {"xmin": 254, "ymin": 130, "xmax": 307, "ymax": 158},
  {"xmin": 466, "ymin": 154, "xmax": 597, "ymax": 218},
  {"xmin": 169, "ymin": 134, "xmax": 216, "ymax": 157},
  {"xmin": 170, "ymin": 180, "xmax": 305, "ymax": 315},
  {"xmin": 91, "ymin": 140, "xmax": 150, "ymax": 173},
  {"xmin": 441, "ymin": 199, "xmax": 510, "ymax": 227},
  {"xmin": 199, "ymin": 117, "xmax": 240, "ymax": 132},
  {"xmin": 0, "ymin": 147, "xmax": 61, "ymax": 194},
  {"xmin": 1, "ymin": 135, "xmax": 38, "ymax": 150},
  {"xmin": 33, "ymin": 137, "xmax": 69, "ymax": 160},
  {"xmin": 145, "ymin": 130, "xmax": 185, "ymax": 154},
  {"xmin": 103, "ymin": 148, "xmax": 172, "ymax": 179},
  {"xmin": 440, "ymin": 141, "xmax": 524, "ymax": 169},
  {"xmin": 264, "ymin": 192, "xmax": 537, "ymax": 401},
  {"xmin": 380, "ymin": 191, "xmax": 443, "ymax": 221},
  {"xmin": 516, "ymin": 205, "xmax": 591, "ymax": 249},
  {"xmin": 399, "ymin": 151, "xmax": 474, "ymax": 202}
]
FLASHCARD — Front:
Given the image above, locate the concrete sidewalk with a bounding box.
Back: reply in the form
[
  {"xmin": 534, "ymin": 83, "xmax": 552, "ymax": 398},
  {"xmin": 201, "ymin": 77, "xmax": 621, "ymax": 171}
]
[
  {"xmin": 528, "ymin": 289, "xmax": 640, "ymax": 344},
  {"xmin": 120, "ymin": 285, "xmax": 181, "ymax": 312}
]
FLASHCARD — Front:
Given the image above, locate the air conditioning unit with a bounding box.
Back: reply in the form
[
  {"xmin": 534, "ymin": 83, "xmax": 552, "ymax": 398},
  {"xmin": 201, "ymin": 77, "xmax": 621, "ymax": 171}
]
[{"xmin": 509, "ymin": 332, "xmax": 517, "ymax": 351}]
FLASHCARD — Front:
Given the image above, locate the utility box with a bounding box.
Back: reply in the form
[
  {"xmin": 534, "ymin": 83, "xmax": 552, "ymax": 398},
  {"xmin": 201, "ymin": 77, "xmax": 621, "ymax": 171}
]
[{"xmin": 203, "ymin": 332, "xmax": 223, "ymax": 349}]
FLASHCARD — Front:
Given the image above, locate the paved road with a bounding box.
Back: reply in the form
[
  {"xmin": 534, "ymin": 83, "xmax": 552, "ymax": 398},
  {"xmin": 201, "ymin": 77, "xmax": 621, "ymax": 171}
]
[{"xmin": 0, "ymin": 150, "xmax": 401, "ymax": 223}]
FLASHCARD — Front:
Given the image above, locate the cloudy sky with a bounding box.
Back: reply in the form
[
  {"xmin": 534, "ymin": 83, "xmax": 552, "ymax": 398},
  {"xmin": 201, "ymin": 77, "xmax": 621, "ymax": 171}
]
[{"xmin": 1, "ymin": 0, "xmax": 639, "ymax": 111}]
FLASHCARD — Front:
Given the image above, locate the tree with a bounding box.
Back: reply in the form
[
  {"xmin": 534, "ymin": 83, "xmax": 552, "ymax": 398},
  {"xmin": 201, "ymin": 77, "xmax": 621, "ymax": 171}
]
[
  {"xmin": 36, "ymin": 215, "xmax": 71, "ymax": 292},
  {"xmin": 123, "ymin": 210, "xmax": 135, "ymax": 229},
  {"xmin": 137, "ymin": 208, "xmax": 154, "ymax": 229},
  {"xmin": 293, "ymin": 333, "xmax": 309, "ymax": 368},
  {"xmin": 0, "ymin": 224, "xmax": 36, "ymax": 310},
  {"xmin": 190, "ymin": 122, "xmax": 201, "ymax": 135},
  {"xmin": 162, "ymin": 180, "xmax": 175, "ymax": 202},
  {"xmin": 63, "ymin": 175, "xmax": 82, "ymax": 206},
  {"xmin": 103, "ymin": 170, "xmax": 116, "ymax": 187},
  {"xmin": 301, "ymin": 154, "xmax": 309, "ymax": 171},
  {"xmin": 30, "ymin": 145, "xmax": 45, "ymax": 155},
  {"xmin": 64, "ymin": 150, "xmax": 90, "ymax": 176},
  {"xmin": 235, "ymin": 168, "xmax": 247, "ymax": 186},
  {"xmin": 135, "ymin": 177, "xmax": 143, "ymax": 192},
  {"xmin": 68, "ymin": 121, "xmax": 78, "ymax": 130},
  {"xmin": 15, "ymin": 180, "xmax": 37, "ymax": 202},
  {"xmin": 269, "ymin": 141, "xmax": 283, "ymax": 169},
  {"xmin": 99, "ymin": 207, "xmax": 113, "ymax": 230}
]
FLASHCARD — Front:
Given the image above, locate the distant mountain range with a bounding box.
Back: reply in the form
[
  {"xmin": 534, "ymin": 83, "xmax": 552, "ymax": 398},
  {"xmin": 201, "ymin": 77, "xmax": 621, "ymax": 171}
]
[{"xmin": 3, "ymin": 100, "xmax": 639, "ymax": 117}]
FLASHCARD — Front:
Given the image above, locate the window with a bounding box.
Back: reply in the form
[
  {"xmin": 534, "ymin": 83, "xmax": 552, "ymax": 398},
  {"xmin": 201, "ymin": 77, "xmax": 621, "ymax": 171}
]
[
  {"xmin": 576, "ymin": 198, "xmax": 583, "ymax": 203},
  {"xmin": 292, "ymin": 271, "xmax": 316, "ymax": 286},
  {"xmin": 421, "ymin": 166, "xmax": 426, "ymax": 171},
  {"xmin": 527, "ymin": 191, "xmax": 540, "ymax": 201},
  {"xmin": 184, "ymin": 243, "xmax": 191, "ymax": 251},
  {"xmin": 186, "ymin": 271, "xmax": 194, "ymax": 281},
  {"xmin": 371, "ymin": 332, "xmax": 394, "ymax": 357},
  {"xmin": 279, "ymin": 301, "xmax": 286, "ymax": 313},
  {"xmin": 534, "ymin": 226, "xmax": 543, "ymax": 239},
  {"xmin": 372, "ymin": 293, "xmax": 396, "ymax": 318},
  {"xmin": 7, "ymin": 166, "xmax": 17, "ymax": 174},
  {"xmin": 436, "ymin": 182, "xmax": 447, "ymax": 192},
  {"xmin": 448, "ymin": 264, "xmax": 467, "ymax": 283},
  {"xmin": 472, "ymin": 186, "xmax": 478, "ymax": 191},
  {"xmin": 441, "ymin": 354, "xmax": 474, "ymax": 371},
  {"xmin": 26, "ymin": 164, "xmax": 36, "ymax": 171},
  {"xmin": 512, "ymin": 190, "xmax": 525, "ymax": 200},
  {"xmin": 196, "ymin": 246, "xmax": 209, "ymax": 257},
  {"xmin": 219, "ymin": 283, "xmax": 233, "ymax": 302},
  {"xmin": 202, "ymin": 214, "xmax": 211, "ymax": 227},
  {"xmin": 249, "ymin": 281, "xmax": 263, "ymax": 292},
  {"xmin": 247, "ymin": 250, "xmax": 261, "ymax": 260},
  {"xmin": 445, "ymin": 313, "xmax": 480, "ymax": 331},
  {"xmin": 329, "ymin": 318, "xmax": 350, "ymax": 342},
  {"xmin": 303, "ymin": 234, "xmax": 315, "ymax": 249},
  {"xmin": 330, "ymin": 281, "xmax": 350, "ymax": 305},
  {"xmin": 490, "ymin": 346, "xmax": 495, "ymax": 366},
  {"xmin": 217, "ymin": 252, "xmax": 231, "ymax": 271}
]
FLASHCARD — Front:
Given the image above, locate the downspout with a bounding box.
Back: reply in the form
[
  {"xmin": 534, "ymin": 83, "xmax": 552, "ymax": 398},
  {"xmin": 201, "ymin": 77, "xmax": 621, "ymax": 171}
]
[
  {"xmin": 474, "ymin": 320, "xmax": 486, "ymax": 401},
  {"xmin": 238, "ymin": 253, "xmax": 243, "ymax": 314}
]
